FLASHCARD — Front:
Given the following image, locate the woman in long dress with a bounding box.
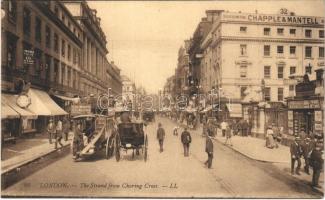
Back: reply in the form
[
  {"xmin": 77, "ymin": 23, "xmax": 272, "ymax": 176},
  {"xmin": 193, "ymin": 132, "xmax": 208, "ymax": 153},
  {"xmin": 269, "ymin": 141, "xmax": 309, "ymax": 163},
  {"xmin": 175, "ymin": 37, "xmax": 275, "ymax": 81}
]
[{"xmin": 266, "ymin": 126, "xmax": 275, "ymax": 149}]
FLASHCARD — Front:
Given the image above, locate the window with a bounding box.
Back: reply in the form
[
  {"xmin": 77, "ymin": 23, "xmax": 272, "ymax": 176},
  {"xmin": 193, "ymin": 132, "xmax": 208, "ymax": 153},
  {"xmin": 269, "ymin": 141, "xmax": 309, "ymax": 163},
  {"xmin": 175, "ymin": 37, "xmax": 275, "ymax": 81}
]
[
  {"xmin": 54, "ymin": 33, "xmax": 59, "ymax": 53},
  {"xmin": 278, "ymin": 88, "xmax": 284, "ymax": 101},
  {"xmin": 54, "ymin": 6, "xmax": 59, "ymax": 17},
  {"xmin": 8, "ymin": 0, "xmax": 17, "ymax": 22},
  {"xmin": 320, "ymin": 30, "xmax": 324, "ymax": 38},
  {"xmin": 34, "ymin": 49, "xmax": 43, "ymax": 75},
  {"xmin": 73, "ymin": 48, "xmax": 77, "ymax": 64},
  {"xmin": 53, "ymin": 60, "xmax": 59, "ymax": 83},
  {"xmin": 290, "ymin": 66, "xmax": 296, "ymax": 75},
  {"xmin": 319, "ymin": 47, "xmax": 324, "ymax": 58},
  {"xmin": 264, "ymin": 28, "xmax": 270, "ymax": 35},
  {"xmin": 240, "ymin": 65, "xmax": 247, "ymax": 78},
  {"xmin": 264, "ymin": 66, "xmax": 271, "ymax": 79},
  {"xmin": 290, "ymin": 46, "xmax": 296, "ymax": 56},
  {"xmin": 277, "ymin": 28, "xmax": 284, "ymax": 35},
  {"xmin": 61, "ymin": 40, "xmax": 65, "ymax": 57},
  {"xmin": 305, "ymin": 29, "xmax": 312, "ymax": 38},
  {"xmin": 67, "ymin": 44, "xmax": 71, "ymax": 60},
  {"xmin": 240, "ymin": 86, "xmax": 247, "ymax": 100},
  {"xmin": 278, "ymin": 65, "xmax": 284, "ymax": 79},
  {"xmin": 305, "ymin": 46, "xmax": 312, "ymax": 58},
  {"xmin": 240, "ymin": 26, "xmax": 247, "ymax": 33},
  {"xmin": 240, "ymin": 44, "xmax": 247, "ymax": 56},
  {"xmin": 289, "ymin": 85, "xmax": 294, "ymax": 91},
  {"xmin": 264, "ymin": 87, "xmax": 271, "ymax": 101},
  {"xmin": 45, "ymin": 55, "xmax": 51, "ymax": 77},
  {"xmin": 23, "ymin": 8, "xmax": 31, "ymax": 36},
  {"xmin": 35, "ymin": 17, "xmax": 42, "ymax": 43},
  {"xmin": 62, "ymin": 14, "xmax": 65, "ymax": 24},
  {"xmin": 45, "ymin": 26, "xmax": 51, "ymax": 48},
  {"xmin": 277, "ymin": 46, "xmax": 284, "ymax": 55},
  {"xmin": 73, "ymin": 28, "xmax": 76, "ymax": 34},
  {"xmin": 305, "ymin": 64, "xmax": 312, "ymax": 74},
  {"xmin": 264, "ymin": 45, "xmax": 270, "ymax": 56},
  {"xmin": 290, "ymin": 29, "xmax": 296, "ymax": 35},
  {"xmin": 68, "ymin": 22, "xmax": 71, "ymax": 29},
  {"xmin": 7, "ymin": 37, "xmax": 17, "ymax": 68}
]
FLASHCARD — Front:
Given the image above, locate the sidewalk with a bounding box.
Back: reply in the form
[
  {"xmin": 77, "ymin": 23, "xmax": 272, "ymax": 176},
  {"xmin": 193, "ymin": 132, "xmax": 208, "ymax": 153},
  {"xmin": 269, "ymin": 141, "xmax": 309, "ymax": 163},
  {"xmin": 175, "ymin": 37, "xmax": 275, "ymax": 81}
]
[
  {"xmin": 213, "ymin": 133, "xmax": 290, "ymax": 163},
  {"xmin": 2, "ymin": 132, "xmax": 72, "ymax": 174}
]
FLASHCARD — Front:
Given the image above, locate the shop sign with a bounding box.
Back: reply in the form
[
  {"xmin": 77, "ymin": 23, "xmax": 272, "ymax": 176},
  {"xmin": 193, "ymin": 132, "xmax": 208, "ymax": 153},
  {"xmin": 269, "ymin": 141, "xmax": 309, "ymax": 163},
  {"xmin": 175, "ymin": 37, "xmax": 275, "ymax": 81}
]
[
  {"xmin": 71, "ymin": 105, "xmax": 91, "ymax": 115},
  {"xmin": 315, "ymin": 111, "xmax": 323, "ymax": 122},
  {"xmin": 288, "ymin": 99, "xmax": 321, "ymax": 109},
  {"xmin": 315, "ymin": 123, "xmax": 323, "ymax": 131},
  {"xmin": 221, "ymin": 12, "xmax": 324, "ymax": 25},
  {"xmin": 23, "ymin": 50, "xmax": 34, "ymax": 65}
]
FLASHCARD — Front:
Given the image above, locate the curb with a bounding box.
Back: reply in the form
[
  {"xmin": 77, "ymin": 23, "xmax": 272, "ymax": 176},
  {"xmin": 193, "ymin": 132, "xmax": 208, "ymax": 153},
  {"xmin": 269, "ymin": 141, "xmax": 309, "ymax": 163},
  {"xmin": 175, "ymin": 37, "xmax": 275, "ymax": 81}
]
[{"xmin": 1, "ymin": 142, "xmax": 71, "ymax": 175}]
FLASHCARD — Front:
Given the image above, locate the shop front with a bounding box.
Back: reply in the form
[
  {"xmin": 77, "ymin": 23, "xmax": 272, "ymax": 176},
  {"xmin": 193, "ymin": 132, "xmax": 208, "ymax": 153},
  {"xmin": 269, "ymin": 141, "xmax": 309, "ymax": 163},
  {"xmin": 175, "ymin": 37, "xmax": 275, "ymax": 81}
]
[{"xmin": 287, "ymin": 98, "xmax": 323, "ymax": 138}]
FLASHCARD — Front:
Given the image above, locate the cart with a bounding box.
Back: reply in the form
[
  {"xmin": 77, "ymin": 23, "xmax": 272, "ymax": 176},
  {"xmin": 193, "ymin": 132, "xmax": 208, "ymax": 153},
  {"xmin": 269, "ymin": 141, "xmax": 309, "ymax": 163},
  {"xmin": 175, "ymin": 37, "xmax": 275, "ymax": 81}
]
[
  {"xmin": 142, "ymin": 110, "xmax": 155, "ymax": 122},
  {"xmin": 113, "ymin": 121, "xmax": 148, "ymax": 162},
  {"xmin": 71, "ymin": 114, "xmax": 117, "ymax": 161}
]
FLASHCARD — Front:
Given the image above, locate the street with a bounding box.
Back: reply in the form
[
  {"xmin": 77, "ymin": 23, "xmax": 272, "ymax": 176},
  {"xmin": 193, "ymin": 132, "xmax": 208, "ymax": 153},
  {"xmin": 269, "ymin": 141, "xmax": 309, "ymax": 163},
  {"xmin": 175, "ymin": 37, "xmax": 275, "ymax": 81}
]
[{"xmin": 2, "ymin": 117, "xmax": 322, "ymax": 198}]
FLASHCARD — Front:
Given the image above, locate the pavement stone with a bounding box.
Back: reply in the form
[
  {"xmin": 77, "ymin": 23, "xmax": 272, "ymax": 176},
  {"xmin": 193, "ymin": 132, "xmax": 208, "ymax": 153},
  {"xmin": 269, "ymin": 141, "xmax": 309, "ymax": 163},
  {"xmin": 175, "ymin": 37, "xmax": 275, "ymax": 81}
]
[{"xmin": 1, "ymin": 132, "xmax": 72, "ymax": 174}]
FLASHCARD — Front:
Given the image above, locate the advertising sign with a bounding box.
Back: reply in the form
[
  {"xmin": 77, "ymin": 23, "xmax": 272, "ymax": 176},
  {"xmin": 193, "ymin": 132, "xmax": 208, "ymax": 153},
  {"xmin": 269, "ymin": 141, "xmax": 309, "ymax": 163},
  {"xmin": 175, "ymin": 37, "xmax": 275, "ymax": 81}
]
[
  {"xmin": 23, "ymin": 50, "xmax": 34, "ymax": 65},
  {"xmin": 71, "ymin": 105, "xmax": 92, "ymax": 115}
]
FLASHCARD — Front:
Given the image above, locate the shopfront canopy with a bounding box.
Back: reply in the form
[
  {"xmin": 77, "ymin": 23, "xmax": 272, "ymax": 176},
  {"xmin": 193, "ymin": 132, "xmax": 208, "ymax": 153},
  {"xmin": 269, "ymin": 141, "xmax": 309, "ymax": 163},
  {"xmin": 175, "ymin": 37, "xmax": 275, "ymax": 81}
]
[
  {"xmin": 2, "ymin": 94, "xmax": 37, "ymax": 119},
  {"xmin": 226, "ymin": 103, "xmax": 242, "ymax": 118},
  {"xmin": 1, "ymin": 101, "xmax": 19, "ymax": 119},
  {"xmin": 28, "ymin": 89, "xmax": 68, "ymax": 116},
  {"xmin": 54, "ymin": 94, "xmax": 80, "ymax": 104}
]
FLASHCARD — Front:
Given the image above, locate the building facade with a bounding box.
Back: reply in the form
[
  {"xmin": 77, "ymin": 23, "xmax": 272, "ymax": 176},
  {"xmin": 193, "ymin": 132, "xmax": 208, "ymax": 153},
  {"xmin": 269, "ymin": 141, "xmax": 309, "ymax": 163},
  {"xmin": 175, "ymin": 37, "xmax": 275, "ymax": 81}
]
[{"xmin": 63, "ymin": 0, "xmax": 118, "ymax": 97}]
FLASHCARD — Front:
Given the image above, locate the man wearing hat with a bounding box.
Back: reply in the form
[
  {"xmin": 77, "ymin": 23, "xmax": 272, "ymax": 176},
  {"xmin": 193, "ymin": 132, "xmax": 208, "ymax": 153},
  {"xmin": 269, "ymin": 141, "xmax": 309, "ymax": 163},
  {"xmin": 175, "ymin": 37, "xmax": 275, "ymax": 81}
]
[
  {"xmin": 181, "ymin": 127, "xmax": 192, "ymax": 157},
  {"xmin": 290, "ymin": 136, "xmax": 302, "ymax": 175},
  {"xmin": 156, "ymin": 123, "xmax": 165, "ymax": 152},
  {"xmin": 301, "ymin": 136, "xmax": 314, "ymax": 174},
  {"xmin": 47, "ymin": 119, "xmax": 55, "ymax": 144},
  {"xmin": 310, "ymin": 142, "xmax": 323, "ymax": 188},
  {"xmin": 205, "ymin": 132, "xmax": 214, "ymax": 168}
]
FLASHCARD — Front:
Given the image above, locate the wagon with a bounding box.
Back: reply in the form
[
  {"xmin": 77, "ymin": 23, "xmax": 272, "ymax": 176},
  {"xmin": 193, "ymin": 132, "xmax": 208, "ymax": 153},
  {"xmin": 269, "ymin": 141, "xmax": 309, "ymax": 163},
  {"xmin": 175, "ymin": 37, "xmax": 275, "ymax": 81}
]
[
  {"xmin": 112, "ymin": 121, "xmax": 148, "ymax": 162},
  {"xmin": 142, "ymin": 110, "xmax": 155, "ymax": 122},
  {"xmin": 71, "ymin": 114, "xmax": 117, "ymax": 161}
]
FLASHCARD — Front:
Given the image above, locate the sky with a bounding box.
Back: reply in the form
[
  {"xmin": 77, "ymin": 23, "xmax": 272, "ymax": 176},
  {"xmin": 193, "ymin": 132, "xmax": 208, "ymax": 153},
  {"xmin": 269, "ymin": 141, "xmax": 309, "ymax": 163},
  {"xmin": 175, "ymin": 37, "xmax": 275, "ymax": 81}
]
[{"xmin": 88, "ymin": 0, "xmax": 324, "ymax": 94}]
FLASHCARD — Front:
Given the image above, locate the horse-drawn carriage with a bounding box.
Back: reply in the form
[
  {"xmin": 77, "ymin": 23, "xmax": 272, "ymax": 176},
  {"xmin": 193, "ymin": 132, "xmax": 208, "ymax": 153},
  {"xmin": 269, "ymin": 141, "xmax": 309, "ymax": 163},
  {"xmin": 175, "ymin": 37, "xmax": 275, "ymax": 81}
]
[
  {"xmin": 71, "ymin": 114, "xmax": 116, "ymax": 161},
  {"xmin": 142, "ymin": 110, "xmax": 155, "ymax": 122}
]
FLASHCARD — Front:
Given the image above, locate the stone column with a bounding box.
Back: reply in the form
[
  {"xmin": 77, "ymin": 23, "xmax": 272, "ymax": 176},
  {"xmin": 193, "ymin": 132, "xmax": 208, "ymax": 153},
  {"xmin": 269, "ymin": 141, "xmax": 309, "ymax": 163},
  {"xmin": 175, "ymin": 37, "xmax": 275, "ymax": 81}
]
[
  {"xmin": 83, "ymin": 36, "xmax": 87, "ymax": 70},
  {"xmin": 50, "ymin": 57, "xmax": 54, "ymax": 82},
  {"xmin": 58, "ymin": 62, "xmax": 62, "ymax": 85},
  {"xmin": 257, "ymin": 107, "xmax": 266, "ymax": 138},
  {"xmin": 88, "ymin": 41, "xmax": 92, "ymax": 73}
]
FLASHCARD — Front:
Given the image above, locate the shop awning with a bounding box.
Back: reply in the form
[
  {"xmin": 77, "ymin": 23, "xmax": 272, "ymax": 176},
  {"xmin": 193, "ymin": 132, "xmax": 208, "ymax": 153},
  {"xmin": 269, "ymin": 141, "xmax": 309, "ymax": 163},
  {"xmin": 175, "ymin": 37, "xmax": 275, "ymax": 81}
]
[
  {"xmin": 54, "ymin": 95, "xmax": 80, "ymax": 103},
  {"xmin": 28, "ymin": 89, "xmax": 68, "ymax": 116},
  {"xmin": 226, "ymin": 103, "xmax": 242, "ymax": 118},
  {"xmin": 1, "ymin": 101, "xmax": 19, "ymax": 119},
  {"xmin": 2, "ymin": 94, "xmax": 37, "ymax": 119}
]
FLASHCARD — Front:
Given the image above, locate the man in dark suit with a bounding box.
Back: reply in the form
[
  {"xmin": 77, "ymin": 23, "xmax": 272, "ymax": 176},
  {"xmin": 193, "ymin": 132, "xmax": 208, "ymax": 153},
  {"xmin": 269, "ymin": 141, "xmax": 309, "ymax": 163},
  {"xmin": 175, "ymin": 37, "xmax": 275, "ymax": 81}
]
[
  {"xmin": 181, "ymin": 127, "xmax": 192, "ymax": 157},
  {"xmin": 156, "ymin": 123, "xmax": 165, "ymax": 152},
  {"xmin": 205, "ymin": 132, "xmax": 214, "ymax": 168},
  {"xmin": 301, "ymin": 137, "xmax": 314, "ymax": 174},
  {"xmin": 290, "ymin": 136, "xmax": 302, "ymax": 175},
  {"xmin": 310, "ymin": 142, "xmax": 323, "ymax": 188}
]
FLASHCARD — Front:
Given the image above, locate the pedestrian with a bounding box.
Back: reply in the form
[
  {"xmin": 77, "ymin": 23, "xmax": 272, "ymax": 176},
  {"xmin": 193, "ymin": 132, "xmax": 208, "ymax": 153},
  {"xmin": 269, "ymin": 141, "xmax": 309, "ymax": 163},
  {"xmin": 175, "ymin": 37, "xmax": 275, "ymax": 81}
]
[
  {"xmin": 181, "ymin": 127, "xmax": 192, "ymax": 157},
  {"xmin": 63, "ymin": 118, "xmax": 70, "ymax": 141},
  {"xmin": 156, "ymin": 123, "xmax": 165, "ymax": 152},
  {"xmin": 272, "ymin": 124, "xmax": 279, "ymax": 148},
  {"xmin": 173, "ymin": 126, "xmax": 179, "ymax": 136},
  {"xmin": 47, "ymin": 119, "xmax": 55, "ymax": 144},
  {"xmin": 224, "ymin": 124, "xmax": 233, "ymax": 146},
  {"xmin": 290, "ymin": 136, "xmax": 302, "ymax": 175},
  {"xmin": 310, "ymin": 142, "xmax": 324, "ymax": 188},
  {"xmin": 301, "ymin": 137, "xmax": 314, "ymax": 175},
  {"xmin": 242, "ymin": 120, "xmax": 249, "ymax": 137},
  {"xmin": 73, "ymin": 122, "xmax": 83, "ymax": 159},
  {"xmin": 220, "ymin": 120, "xmax": 228, "ymax": 137},
  {"xmin": 56, "ymin": 118, "xmax": 63, "ymax": 148},
  {"xmin": 265, "ymin": 125, "xmax": 275, "ymax": 148},
  {"xmin": 205, "ymin": 132, "xmax": 214, "ymax": 169}
]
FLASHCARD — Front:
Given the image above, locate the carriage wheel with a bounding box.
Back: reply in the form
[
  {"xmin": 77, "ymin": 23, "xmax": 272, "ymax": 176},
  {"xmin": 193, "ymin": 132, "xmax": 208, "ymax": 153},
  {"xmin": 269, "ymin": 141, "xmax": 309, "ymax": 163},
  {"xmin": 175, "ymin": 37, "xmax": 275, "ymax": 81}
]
[
  {"xmin": 144, "ymin": 135, "xmax": 148, "ymax": 162},
  {"xmin": 105, "ymin": 137, "xmax": 110, "ymax": 159},
  {"xmin": 115, "ymin": 135, "xmax": 121, "ymax": 162}
]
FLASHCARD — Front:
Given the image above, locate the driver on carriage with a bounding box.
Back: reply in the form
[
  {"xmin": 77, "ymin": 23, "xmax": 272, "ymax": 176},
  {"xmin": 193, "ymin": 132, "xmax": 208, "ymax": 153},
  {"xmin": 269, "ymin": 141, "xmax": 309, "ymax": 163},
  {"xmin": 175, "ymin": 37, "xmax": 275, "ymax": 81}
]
[{"xmin": 84, "ymin": 117, "xmax": 95, "ymax": 143}]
